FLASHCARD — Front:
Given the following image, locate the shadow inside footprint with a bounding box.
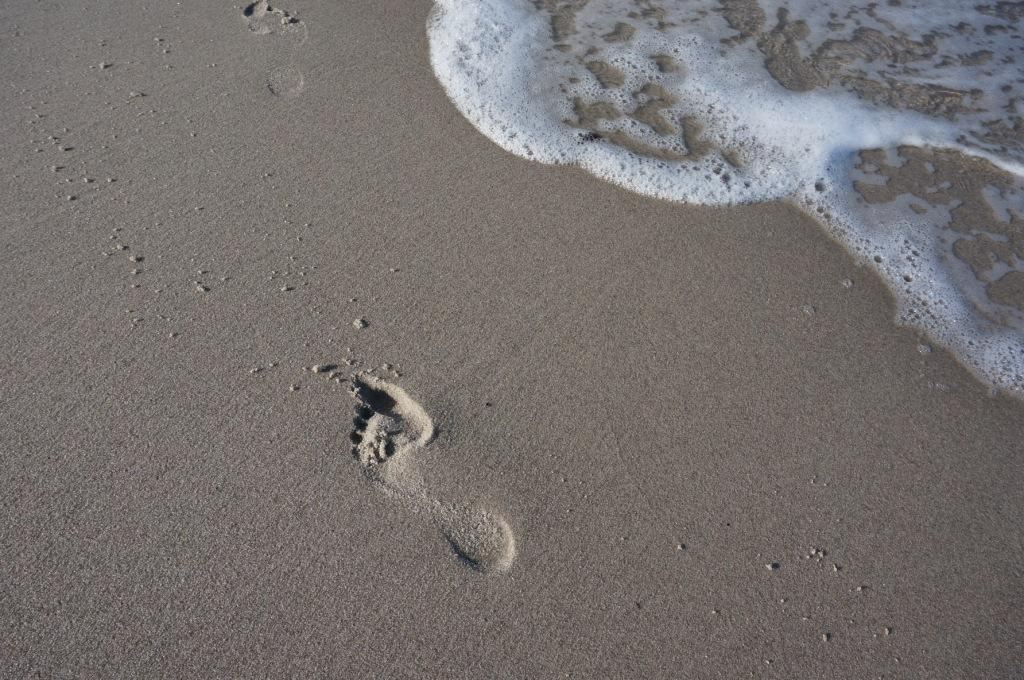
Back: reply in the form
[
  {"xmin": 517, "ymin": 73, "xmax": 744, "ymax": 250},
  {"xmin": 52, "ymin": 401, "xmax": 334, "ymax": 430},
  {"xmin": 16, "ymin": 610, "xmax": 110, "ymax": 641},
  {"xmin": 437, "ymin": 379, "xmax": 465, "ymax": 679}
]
[
  {"xmin": 438, "ymin": 507, "xmax": 517, "ymax": 574},
  {"xmin": 352, "ymin": 379, "xmax": 398, "ymax": 415}
]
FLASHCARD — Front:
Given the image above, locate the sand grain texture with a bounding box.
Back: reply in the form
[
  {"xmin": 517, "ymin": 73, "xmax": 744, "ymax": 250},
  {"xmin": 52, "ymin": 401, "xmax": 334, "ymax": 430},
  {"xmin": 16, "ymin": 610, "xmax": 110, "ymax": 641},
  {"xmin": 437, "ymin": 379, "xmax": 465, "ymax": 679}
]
[{"xmin": 0, "ymin": 1, "xmax": 1022, "ymax": 678}]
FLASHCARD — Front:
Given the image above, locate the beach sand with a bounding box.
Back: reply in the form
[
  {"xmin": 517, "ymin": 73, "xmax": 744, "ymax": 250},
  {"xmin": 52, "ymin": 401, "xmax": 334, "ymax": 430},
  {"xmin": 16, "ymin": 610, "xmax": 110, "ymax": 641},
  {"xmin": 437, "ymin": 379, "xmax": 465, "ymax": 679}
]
[{"xmin": 1, "ymin": 1, "xmax": 1022, "ymax": 677}]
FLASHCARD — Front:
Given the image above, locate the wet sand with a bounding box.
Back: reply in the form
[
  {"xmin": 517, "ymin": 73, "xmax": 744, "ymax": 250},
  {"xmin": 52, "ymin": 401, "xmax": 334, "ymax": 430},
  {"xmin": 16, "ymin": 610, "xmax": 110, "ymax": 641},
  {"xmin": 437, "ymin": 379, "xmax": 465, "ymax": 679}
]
[{"xmin": 1, "ymin": 1, "xmax": 1022, "ymax": 677}]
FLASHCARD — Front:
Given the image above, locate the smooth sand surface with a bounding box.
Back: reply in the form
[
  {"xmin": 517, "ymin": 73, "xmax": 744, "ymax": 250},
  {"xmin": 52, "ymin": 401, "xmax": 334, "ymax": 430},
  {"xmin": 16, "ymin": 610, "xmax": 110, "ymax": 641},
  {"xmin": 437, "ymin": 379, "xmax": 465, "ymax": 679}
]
[{"xmin": 2, "ymin": 1, "xmax": 1022, "ymax": 677}]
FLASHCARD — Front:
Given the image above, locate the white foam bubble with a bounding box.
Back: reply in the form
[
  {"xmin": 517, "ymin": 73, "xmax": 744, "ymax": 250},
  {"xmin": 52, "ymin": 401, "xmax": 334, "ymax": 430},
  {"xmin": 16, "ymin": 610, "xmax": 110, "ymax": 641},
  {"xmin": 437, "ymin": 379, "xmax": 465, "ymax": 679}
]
[{"xmin": 428, "ymin": 0, "xmax": 1024, "ymax": 395}]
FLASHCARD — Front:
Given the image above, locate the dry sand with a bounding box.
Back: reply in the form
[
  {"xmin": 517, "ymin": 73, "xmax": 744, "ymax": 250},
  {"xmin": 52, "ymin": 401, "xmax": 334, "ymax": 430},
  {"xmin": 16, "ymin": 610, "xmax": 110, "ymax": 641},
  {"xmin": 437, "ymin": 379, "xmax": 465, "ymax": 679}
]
[{"xmin": 1, "ymin": 1, "xmax": 1022, "ymax": 677}]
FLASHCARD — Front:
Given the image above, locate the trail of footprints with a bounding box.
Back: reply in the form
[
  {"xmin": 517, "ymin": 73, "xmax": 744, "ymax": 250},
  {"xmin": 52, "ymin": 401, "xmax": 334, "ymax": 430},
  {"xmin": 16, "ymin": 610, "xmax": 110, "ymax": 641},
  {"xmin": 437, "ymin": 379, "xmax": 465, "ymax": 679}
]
[
  {"xmin": 348, "ymin": 374, "xmax": 517, "ymax": 573},
  {"xmin": 242, "ymin": 0, "xmax": 306, "ymax": 98}
]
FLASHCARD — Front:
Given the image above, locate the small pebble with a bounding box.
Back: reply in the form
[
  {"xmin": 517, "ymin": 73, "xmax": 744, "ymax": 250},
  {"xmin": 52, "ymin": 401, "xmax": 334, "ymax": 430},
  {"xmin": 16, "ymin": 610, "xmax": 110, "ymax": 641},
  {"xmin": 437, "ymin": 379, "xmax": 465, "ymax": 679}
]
[{"xmin": 352, "ymin": 318, "xmax": 367, "ymax": 329}]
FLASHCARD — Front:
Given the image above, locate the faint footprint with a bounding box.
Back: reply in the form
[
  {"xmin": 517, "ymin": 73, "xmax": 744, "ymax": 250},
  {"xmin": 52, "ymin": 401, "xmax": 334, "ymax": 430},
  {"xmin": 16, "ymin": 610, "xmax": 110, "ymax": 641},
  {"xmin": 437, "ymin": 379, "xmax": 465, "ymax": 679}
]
[
  {"xmin": 267, "ymin": 65, "xmax": 304, "ymax": 97},
  {"xmin": 349, "ymin": 374, "xmax": 517, "ymax": 573},
  {"xmin": 243, "ymin": 0, "xmax": 308, "ymax": 43}
]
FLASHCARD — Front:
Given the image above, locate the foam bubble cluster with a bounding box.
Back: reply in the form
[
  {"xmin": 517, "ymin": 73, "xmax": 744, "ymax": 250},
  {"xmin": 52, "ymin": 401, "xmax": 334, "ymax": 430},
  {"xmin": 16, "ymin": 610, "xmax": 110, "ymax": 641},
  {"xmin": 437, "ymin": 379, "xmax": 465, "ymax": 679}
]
[{"xmin": 428, "ymin": 0, "xmax": 1024, "ymax": 395}]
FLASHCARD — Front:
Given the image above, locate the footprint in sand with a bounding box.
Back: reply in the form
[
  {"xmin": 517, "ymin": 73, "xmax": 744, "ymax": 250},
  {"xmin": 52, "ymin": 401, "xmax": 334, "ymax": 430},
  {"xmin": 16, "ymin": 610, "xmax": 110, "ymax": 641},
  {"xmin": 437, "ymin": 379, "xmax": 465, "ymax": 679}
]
[
  {"xmin": 242, "ymin": 0, "xmax": 307, "ymax": 97},
  {"xmin": 349, "ymin": 374, "xmax": 517, "ymax": 573},
  {"xmin": 243, "ymin": 0, "xmax": 308, "ymax": 42},
  {"xmin": 266, "ymin": 65, "xmax": 304, "ymax": 98}
]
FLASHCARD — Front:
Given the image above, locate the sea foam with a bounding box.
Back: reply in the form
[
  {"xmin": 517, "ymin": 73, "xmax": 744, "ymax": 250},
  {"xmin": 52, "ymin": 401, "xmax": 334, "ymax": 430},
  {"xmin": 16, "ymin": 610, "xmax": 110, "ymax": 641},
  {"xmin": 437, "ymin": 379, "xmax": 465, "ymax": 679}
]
[{"xmin": 428, "ymin": 0, "xmax": 1024, "ymax": 395}]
